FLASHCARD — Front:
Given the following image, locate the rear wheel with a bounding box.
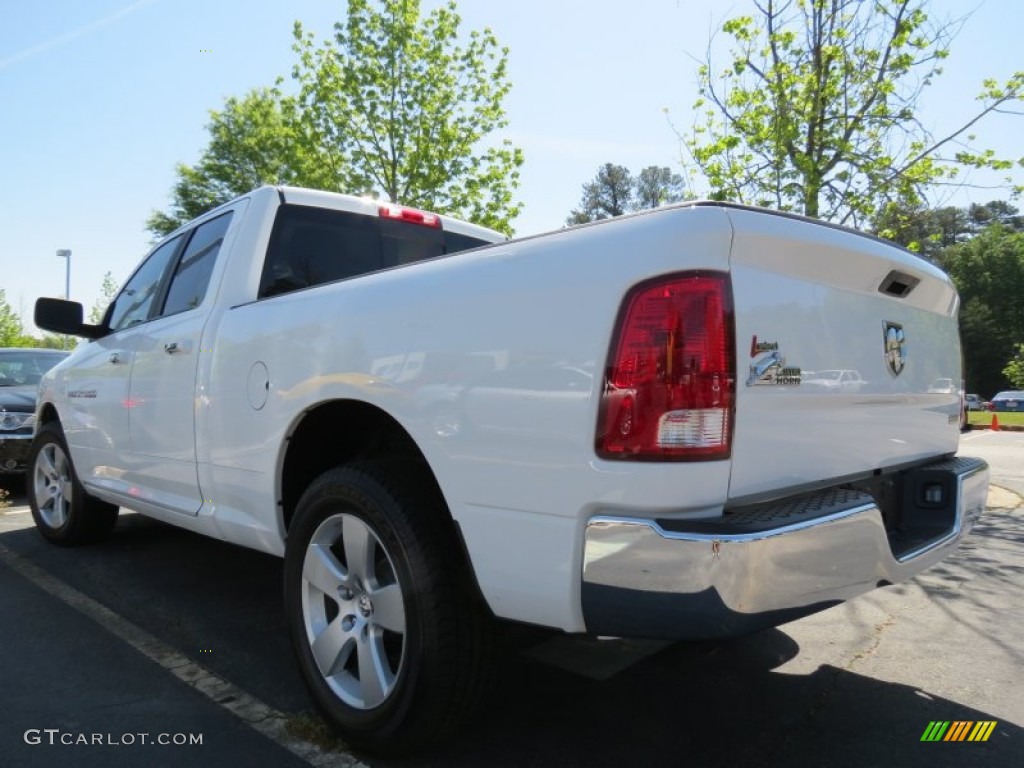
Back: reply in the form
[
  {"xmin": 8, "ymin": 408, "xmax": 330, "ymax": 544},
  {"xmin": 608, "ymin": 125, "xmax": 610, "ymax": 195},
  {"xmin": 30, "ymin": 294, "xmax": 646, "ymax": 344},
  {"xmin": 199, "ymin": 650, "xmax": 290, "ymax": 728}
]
[
  {"xmin": 28, "ymin": 422, "xmax": 119, "ymax": 545},
  {"xmin": 284, "ymin": 461, "xmax": 491, "ymax": 754}
]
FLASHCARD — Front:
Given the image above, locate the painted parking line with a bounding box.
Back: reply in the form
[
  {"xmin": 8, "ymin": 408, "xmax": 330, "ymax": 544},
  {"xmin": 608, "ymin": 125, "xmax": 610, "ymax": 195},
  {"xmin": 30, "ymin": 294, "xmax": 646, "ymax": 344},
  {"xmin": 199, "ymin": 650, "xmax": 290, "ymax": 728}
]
[{"xmin": 0, "ymin": 542, "xmax": 365, "ymax": 768}]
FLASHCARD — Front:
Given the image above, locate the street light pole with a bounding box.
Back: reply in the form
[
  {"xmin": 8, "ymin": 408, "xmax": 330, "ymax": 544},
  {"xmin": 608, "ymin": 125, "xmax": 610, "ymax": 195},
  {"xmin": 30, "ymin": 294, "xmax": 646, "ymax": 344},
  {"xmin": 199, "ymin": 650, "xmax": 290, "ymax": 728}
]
[
  {"xmin": 56, "ymin": 249, "xmax": 71, "ymax": 300},
  {"xmin": 56, "ymin": 249, "xmax": 71, "ymax": 349}
]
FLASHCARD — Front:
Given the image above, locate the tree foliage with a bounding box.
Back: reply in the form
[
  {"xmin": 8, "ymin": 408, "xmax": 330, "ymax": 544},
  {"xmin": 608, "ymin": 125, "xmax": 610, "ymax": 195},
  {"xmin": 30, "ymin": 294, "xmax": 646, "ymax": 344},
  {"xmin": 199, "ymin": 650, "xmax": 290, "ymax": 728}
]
[
  {"xmin": 89, "ymin": 272, "xmax": 121, "ymax": 325},
  {"xmin": 567, "ymin": 163, "xmax": 685, "ymax": 225},
  {"xmin": 678, "ymin": 0, "xmax": 1023, "ymax": 225},
  {"xmin": 0, "ymin": 290, "xmax": 26, "ymax": 347},
  {"xmin": 292, "ymin": 0, "xmax": 522, "ymax": 233},
  {"xmin": 875, "ymin": 199, "xmax": 1024, "ymax": 261},
  {"xmin": 1004, "ymin": 343, "xmax": 1024, "ymax": 389},
  {"xmin": 150, "ymin": 0, "xmax": 522, "ymax": 237},
  {"xmin": 0, "ymin": 290, "xmax": 65, "ymax": 348},
  {"xmin": 33, "ymin": 335, "xmax": 69, "ymax": 350},
  {"xmin": 967, "ymin": 200, "xmax": 1024, "ymax": 232},
  {"xmin": 567, "ymin": 164, "xmax": 634, "ymax": 224},
  {"xmin": 634, "ymin": 166, "xmax": 688, "ymax": 210},
  {"xmin": 941, "ymin": 223, "xmax": 1024, "ymax": 396},
  {"xmin": 147, "ymin": 88, "xmax": 342, "ymax": 237}
]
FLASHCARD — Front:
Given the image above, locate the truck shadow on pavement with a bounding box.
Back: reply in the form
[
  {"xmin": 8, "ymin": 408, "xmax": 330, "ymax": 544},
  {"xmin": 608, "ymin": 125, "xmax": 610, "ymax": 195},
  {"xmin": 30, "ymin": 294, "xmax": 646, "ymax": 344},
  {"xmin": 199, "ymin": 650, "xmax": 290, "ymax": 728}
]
[{"xmin": 1, "ymin": 509, "xmax": 1018, "ymax": 768}]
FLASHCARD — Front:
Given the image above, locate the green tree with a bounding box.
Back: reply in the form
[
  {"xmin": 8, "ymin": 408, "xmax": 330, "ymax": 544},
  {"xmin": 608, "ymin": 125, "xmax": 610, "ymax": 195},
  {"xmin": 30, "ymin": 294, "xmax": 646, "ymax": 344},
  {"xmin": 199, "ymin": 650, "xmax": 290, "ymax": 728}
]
[
  {"xmin": 147, "ymin": 88, "xmax": 337, "ymax": 237},
  {"xmin": 566, "ymin": 164, "xmax": 686, "ymax": 224},
  {"xmin": 968, "ymin": 200, "xmax": 1024, "ymax": 233},
  {"xmin": 89, "ymin": 272, "xmax": 121, "ymax": 325},
  {"xmin": 0, "ymin": 291, "xmax": 80, "ymax": 349},
  {"xmin": 567, "ymin": 164, "xmax": 635, "ymax": 224},
  {"xmin": 876, "ymin": 199, "xmax": 1024, "ymax": 260},
  {"xmin": 33, "ymin": 334, "xmax": 71, "ymax": 350},
  {"xmin": 1004, "ymin": 343, "xmax": 1024, "ymax": 388},
  {"xmin": 292, "ymin": 0, "xmax": 522, "ymax": 233},
  {"xmin": 151, "ymin": 2, "xmax": 522, "ymax": 237},
  {"xmin": 634, "ymin": 166, "xmax": 686, "ymax": 210},
  {"xmin": 0, "ymin": 289, "xmax": 27, "ymax": 347},
  {"xmin": 678, "ymin": 0, "xmax": 1023, "ymax": 225},
  {"xmin": 0, "ymin": 293, "xmax": 69, "ymax": 349},
  {"xmin": 874, "ymin": 203, "xmax": 970, "ymax": 260},
  {"xmin": 942, "ymin": 224, "xmax": 1024, "ymax": 395}
]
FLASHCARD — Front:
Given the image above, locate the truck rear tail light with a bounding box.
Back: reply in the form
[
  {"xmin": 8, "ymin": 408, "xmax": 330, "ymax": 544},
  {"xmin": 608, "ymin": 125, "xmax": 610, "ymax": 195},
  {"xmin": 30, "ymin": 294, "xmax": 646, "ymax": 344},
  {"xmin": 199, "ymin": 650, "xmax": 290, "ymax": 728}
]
[
  {"xmin": 378, "ymin": 203, "xmax": 442, "ymax": 228},
  {"xmin": 597, "ymin": 272, "xmax": 735, "ymax": 460}
]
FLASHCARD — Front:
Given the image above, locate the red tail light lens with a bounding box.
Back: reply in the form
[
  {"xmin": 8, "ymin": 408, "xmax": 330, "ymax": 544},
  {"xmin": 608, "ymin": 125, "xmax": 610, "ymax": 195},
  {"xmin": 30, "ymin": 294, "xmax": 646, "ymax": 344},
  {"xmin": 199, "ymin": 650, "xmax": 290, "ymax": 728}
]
[
  {"xmin": 597, "ymin": 272, "xmax": 735, "ymax": 460},
  {"xmin": 378, "ymin": 203, "xmax": 441, "ymax": 228}
]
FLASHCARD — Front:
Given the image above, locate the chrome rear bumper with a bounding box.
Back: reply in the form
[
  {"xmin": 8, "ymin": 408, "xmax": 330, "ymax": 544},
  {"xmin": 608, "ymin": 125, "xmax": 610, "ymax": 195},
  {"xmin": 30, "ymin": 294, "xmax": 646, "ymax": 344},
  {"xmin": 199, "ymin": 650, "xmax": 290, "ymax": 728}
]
[{"xmin": 581, "ymin": 456, "xmax": 988, "ymax": 638}]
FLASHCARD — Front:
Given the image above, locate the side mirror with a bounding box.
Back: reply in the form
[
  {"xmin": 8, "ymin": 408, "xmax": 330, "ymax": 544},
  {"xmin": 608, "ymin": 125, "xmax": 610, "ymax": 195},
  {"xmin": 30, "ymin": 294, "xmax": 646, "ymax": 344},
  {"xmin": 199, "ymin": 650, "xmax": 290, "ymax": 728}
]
[{"xmin": 34, "ymin": 298, "xmax": 105, "ymax": 340}]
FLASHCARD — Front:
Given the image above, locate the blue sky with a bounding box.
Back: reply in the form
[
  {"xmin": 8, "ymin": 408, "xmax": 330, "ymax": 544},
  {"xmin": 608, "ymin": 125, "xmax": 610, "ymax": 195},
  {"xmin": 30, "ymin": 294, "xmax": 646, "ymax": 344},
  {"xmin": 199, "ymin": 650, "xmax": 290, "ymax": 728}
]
[{"xmin": 1, "ymin": 0, "xmax": 1020, "ymax": 330}]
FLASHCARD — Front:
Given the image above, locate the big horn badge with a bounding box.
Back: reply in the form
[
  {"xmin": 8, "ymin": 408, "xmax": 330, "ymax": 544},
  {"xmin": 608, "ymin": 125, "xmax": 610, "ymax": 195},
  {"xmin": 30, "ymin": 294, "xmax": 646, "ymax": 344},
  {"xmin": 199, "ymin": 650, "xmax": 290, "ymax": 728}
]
[{"xmin": 883, "ymin": 321, "xmax": 906, "ymax": 377}]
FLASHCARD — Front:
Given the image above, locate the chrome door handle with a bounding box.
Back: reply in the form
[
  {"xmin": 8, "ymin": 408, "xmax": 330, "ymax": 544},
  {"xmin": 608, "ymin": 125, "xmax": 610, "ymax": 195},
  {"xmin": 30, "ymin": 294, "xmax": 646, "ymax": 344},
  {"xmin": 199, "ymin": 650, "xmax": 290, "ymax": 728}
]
[{"xmin": 164, "ymin": 342, "xmax": 180, "ymax": 354}]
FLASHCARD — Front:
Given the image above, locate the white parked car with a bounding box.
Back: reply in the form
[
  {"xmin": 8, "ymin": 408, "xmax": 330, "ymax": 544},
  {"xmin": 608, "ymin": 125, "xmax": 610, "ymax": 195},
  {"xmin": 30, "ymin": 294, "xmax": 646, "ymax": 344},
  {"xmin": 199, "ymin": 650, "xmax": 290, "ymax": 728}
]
[
  {"xmin": 802, "ymin": 368, "xmax": 867, "ymax": 393},
  {"xmin": 927, "ymin": 377, "xmax": 958, "ymax": 394}
]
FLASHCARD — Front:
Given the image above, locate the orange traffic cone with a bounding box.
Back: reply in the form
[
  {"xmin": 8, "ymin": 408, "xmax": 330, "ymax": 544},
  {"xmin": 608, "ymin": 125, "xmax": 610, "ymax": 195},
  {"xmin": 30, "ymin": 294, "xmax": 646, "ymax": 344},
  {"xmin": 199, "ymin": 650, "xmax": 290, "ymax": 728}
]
[{"xmin": 991, "ymin": 414, "xmax": 1001, "ymax": 431}]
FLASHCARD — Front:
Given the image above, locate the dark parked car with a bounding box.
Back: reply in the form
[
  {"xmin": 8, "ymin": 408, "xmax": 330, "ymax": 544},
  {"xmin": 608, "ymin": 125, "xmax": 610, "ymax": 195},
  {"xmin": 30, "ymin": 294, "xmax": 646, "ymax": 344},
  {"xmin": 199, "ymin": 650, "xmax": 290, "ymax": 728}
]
[
  {"xmin": 0, "ymin": 348, "xmax": 69, "ymax": 473},
  {"xmin": 990, "ymin": 390, "xmax": 1024, "ymax": 412}
]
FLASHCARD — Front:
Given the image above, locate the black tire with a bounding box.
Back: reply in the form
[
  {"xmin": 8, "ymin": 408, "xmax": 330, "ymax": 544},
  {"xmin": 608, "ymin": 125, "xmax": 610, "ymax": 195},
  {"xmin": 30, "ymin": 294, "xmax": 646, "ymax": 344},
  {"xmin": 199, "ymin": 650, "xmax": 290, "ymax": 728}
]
[
  {"xmin": 27, "ymin": 422, "xmax": 119, "ymax": 546},
  {"xmin": 284, "ymin": 460, "xmax": 492, "ymax": 755}
]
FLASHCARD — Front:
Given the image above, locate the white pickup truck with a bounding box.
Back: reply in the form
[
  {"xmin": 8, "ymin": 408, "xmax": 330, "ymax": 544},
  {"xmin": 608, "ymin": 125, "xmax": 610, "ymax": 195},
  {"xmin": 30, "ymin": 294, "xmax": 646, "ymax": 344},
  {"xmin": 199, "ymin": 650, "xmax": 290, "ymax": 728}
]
[{"xmin": 31, "ymin": 187, "xmax": 988, "ymax": 753}]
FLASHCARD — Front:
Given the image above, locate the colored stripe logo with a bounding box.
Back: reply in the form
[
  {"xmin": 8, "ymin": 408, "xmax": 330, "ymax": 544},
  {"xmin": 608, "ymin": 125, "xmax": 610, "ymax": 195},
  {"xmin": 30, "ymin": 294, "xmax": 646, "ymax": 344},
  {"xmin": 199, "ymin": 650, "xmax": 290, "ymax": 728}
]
[{"xmin": 920, "ymin": 721, "xmax": 997, "ymax": 742}]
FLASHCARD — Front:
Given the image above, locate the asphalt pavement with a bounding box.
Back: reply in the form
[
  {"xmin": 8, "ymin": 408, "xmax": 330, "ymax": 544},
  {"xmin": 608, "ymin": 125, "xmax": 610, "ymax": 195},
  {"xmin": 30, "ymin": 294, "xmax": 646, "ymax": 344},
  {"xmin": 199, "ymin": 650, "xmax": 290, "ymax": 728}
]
[
  {"xmin": 0, "ymin": 430, "xmax": 1021, "ymax": 767},
  {"xmin": 0, "ymin": 553, "xmax": 313, "ymax": 768},
  {"xmin": 961, "ymin": 428, "xmax": 1024, "ymax": 496}
]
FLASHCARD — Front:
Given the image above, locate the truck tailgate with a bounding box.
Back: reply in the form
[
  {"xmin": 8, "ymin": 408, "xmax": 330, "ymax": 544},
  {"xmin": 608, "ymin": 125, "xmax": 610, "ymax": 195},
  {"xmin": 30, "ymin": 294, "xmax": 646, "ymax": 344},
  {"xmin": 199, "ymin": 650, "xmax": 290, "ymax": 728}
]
[{"xmin": 725, "ymin": 208, "xmax": 962, "ymax": 501}]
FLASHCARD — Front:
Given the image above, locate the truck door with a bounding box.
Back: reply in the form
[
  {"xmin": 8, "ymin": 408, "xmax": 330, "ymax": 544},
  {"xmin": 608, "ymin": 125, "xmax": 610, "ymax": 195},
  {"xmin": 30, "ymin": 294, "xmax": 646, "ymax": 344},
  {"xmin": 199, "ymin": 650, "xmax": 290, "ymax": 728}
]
[
  {"xmin": 121, "ymin": 212, "xmax": 234, "ymax": 515},
  {"xmin": 62, "ymin": 235, "xmax": 185, "ymax": 496}
]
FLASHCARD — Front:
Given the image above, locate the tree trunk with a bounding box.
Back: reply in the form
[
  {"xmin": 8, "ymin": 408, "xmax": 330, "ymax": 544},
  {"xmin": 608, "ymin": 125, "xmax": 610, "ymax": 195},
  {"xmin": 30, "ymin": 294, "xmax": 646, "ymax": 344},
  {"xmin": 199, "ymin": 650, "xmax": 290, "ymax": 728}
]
[{"xmin": 803, "ymin": 175, "xmax": 821, "ymax": 219}]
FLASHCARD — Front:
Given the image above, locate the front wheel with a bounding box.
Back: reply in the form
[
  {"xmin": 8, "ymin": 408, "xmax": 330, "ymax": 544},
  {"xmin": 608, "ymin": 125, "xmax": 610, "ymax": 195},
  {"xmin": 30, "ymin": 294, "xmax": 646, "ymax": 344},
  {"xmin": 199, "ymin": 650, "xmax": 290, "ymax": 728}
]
[
  {"xmin": 284, "ymin": 461, "xmax": 491, "ymax": 754},
  {"xmin": 28, "ymin": 422, "xmax": 119, "ymax": 545}
]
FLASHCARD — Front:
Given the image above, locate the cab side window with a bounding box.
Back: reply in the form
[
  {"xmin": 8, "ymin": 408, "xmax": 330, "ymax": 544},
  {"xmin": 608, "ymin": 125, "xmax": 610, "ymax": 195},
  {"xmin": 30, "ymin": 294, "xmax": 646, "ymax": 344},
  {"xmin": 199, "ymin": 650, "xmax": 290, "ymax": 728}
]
[
  {"xmin": 162, "ymin": 213, "xmax": 233, "ymax": 317},
  {"xmin": 107, "ymin": 236, "xmax": 183, "ymax": 332}
]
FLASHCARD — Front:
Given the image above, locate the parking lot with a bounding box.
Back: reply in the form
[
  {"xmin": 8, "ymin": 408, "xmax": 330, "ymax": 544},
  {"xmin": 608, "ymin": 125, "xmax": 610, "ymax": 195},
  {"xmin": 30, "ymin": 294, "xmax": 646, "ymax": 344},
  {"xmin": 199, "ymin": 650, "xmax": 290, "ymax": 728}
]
[{"xmin": 1, "ymin": 431, "xmax": 1022, "ymax": 767}]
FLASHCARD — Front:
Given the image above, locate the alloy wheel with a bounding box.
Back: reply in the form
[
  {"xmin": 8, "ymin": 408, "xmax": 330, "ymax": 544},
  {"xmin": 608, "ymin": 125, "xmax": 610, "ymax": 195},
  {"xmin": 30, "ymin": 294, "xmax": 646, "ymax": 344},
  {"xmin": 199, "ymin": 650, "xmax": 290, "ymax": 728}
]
[
  {"xmin": 33, "ymin": 441, "xmax": 73, "ymax": 529},
  {"xmin": 300, "ymin": 513, "xmax": 406, "ymax": 710}
]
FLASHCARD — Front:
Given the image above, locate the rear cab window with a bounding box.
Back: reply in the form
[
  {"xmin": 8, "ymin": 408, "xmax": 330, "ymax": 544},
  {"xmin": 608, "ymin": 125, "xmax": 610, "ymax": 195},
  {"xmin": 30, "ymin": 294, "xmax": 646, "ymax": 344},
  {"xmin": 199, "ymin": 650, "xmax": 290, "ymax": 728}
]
[{"xmin": 258, "ymin": 204, "xmax": 493, "ymax": 300}]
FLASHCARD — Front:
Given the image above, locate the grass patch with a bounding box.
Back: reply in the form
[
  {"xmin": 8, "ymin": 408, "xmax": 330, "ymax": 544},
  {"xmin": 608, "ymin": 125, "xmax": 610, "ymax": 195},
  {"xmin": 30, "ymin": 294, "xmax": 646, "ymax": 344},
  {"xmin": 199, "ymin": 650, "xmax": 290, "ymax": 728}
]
[{"xmin": 968, "ymin": 411, "xmax": 1024, "ymax": 427}]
